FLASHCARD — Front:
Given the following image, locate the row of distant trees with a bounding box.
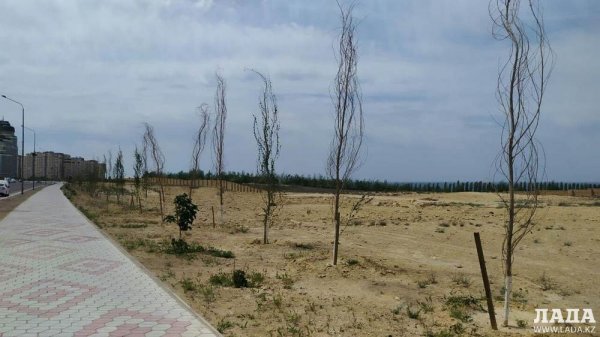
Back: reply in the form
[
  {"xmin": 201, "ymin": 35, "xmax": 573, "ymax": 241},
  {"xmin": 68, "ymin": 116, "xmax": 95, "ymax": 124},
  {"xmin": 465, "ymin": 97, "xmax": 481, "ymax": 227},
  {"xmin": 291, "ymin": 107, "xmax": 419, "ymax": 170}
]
[{"xmin": 146, "ymin": 170, "xmax": 600, "ymax": 193}]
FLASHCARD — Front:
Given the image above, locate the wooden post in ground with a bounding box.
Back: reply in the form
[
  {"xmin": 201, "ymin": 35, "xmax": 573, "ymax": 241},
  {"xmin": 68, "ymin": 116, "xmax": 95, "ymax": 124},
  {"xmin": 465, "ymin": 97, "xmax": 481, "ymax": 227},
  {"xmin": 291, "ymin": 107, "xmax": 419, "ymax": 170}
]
[
  {"xmin": 211, "ymin": 206, "xmax": 216, "ymax": 228},
  {"xmin": 474, "ymin": 232, "xmax": 498, "ymax": 330}
]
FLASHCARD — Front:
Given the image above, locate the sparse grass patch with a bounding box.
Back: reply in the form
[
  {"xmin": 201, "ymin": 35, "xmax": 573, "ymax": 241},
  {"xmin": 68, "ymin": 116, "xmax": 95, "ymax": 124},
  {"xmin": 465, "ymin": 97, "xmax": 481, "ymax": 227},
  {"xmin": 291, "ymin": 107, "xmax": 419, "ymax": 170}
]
[
  {"xmin": 538, "ymin": 272, "xmax": 556, "ymax": 291},
  {"xmin": 449, "ymin": 307, "xmax": 472, "ymax": 322},
  {"xmin": 406, "ymin": 306, "xmax": 421, "ymax": 319},
  {"xmin": 248, "ymin": 271, "xmax": 265, "ymax": 288},
  {"xmin": 216, "ymin": 319, "xmax": 234, "ymax": 333},
  {"xmin": 159, "ymin": 269, "xmax": 175, "ymax": 282},
  {"xmin": 229, "ymin": 225, "xmax": 249, "ymax": 234},
  {"xmin": 346, "ymin": 258, "xmax": 359, "ymax": 266},
  {"xmin": 445, "ymin": 294, "xmax": 481, "ymax": 310},
  {"xmin": 180, "ymin": 276, "xmax": 197, "ymax": 292},
  {"xmin": 276, "ymin": 272, "xmax": 294, "ymax": 289},
  {"xmin": 293, "ymin": 242, "xmax": 314, "ymax": 250},
  {"xmin": 162, "ymin": 239, "xmax": 234, "ymax": 259},
  {"xmin": 209, "ymin": 272, "xmax": 234, "ymax": 287},
  {"xmin": 119, "ymin": 223, "xmax": 148, "ymax": 229},
  {"xmin": 417, "ymin": 273, "xmax": 438, "ymax": 288},
  {"xmin": 451, "ymin": 273, "xmax": 472, "ymax": 288},
  {"xmin": 418, "ymin": 296, "xmax": 434, "ymax": 313},
  {"xmin": 198, "ymin": 283, "xmax": 216, "ymax": 303}
]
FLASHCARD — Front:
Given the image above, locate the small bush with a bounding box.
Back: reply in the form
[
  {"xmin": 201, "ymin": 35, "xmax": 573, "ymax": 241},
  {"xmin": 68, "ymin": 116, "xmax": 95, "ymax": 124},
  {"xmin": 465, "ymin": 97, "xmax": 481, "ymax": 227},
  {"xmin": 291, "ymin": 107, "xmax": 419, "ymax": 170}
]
[
  {"xmin": 180, "ymin": 277, "xmax": 197, "ymax": 292},
  {"xmin": 209, "ymin": 272, "xmax": 234, "ymax": 287},
  {"xmin": 198, "ymin": 284, "xmax": 216, "ymax": 303},
  {"xmin": 450, "ymin": 307, "xmax": 472, "ymax": 322},
  {"xmin": 445, "ymin": 295, "xmax": 481, "ymax": 309},
  {"xmin": 119, "ymin": 223, "xmax": 148, "ymax": 229},
  {"xmin": 233, "ymin": 270, "xmax": 249, "ymax": 288},
  {"xmin": 451, "ymin": 273, "xmax": 472, "ymax": 288},
  {"xmin": 346, "ymin": 258, "xmax": 359, "ymax": 266},
  {"xmin": 248, "ymin": 271, "xmax": 265, "ymax": 288},
  {"xmin": 516, "ymin": 319, "xmax": 527, "ymax": 328},
  {"xmin": 406, "ymin": 306, "xmax": 421, "ymax": 319},
  {"xmin": 276, "ymin": 272, "xmax": 294, "ymax": 289},
  {"xmin": 538, "ymin": 273, "xmax": 556, "ymax": 291},
  {"xmin": 294, "ymin": 242, "xmax": 314, "ymax": 250},
  {"xmin": 216, "ymin": 319, "xmax": 233, "ymax": 333},
  {"xmin": 206, "ymin": 247, "xmax": 235, "ymax": 258},
  {"xmin": 418, "ymin": 296, "xmax": 434, "ymax": 313},
  {"xmin": 417, "ymin": 273, "xmax": 437, "ymax": 288}
]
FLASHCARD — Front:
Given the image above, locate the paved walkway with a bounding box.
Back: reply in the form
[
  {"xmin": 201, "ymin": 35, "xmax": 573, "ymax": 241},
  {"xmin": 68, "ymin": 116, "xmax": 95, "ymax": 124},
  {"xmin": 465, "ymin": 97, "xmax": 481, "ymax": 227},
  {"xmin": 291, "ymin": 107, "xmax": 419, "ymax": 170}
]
[{"xmin": 0, "ymin": 184, "xmax": 220, "ymax": 337}]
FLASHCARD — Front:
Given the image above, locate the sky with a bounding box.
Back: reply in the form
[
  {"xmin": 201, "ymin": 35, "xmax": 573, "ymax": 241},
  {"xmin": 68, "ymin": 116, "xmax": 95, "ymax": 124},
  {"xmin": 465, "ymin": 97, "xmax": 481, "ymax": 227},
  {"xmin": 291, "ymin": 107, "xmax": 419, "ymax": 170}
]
[{"xmin": 0, "ymin": 0, "xmax": 598, "ymax": 182}]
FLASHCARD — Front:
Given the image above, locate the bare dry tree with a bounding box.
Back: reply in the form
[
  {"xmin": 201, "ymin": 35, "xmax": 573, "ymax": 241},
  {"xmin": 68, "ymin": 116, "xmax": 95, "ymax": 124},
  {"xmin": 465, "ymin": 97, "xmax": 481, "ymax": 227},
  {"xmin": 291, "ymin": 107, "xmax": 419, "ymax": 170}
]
[
  {"xmin": 143, "ymin": 122, "xmax": 166, "ymax": 219},
  {"xmin": 327, "ymin": 0, "xmax": 364, "ymax": 266},
  {"xmin": 490, "ymin": 0, "xmax": 553, "ymax": 326},
  {"xmin": 107, "ymin": 150, "xmax": 113, "ymax": 180},
  {"xmin": 212, "ymin": 72, "xmax": 227, "ymax": 221},
  {"xmin": 102, "ymin": 154, "xmax": 107, "ymax": 180},
  {"xmin": 141, "ymin": 137, "xmax": 149, "ymax": 198},
  {"xmin": 249, "ymin": 69, "xmax": 281, "ymax": 244},
  {"xmin": 113, "ymin": 148, "xmax": 125, "ymax": 204},
  {"xmin": 190, "ymin": 103, "xmax": 210, "ymax": 198},
  {"xmin": 133, "ymin": 146, "xmax": 144, "ymax": 213}
]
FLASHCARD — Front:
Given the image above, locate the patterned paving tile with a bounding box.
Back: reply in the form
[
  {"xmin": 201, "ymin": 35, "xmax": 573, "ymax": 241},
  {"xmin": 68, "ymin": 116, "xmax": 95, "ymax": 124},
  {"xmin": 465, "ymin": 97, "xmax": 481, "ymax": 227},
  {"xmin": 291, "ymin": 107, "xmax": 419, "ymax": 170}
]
[
  {"xmin": 20, "ymin": 228, "xmax": 69, "ymax": 237},
  {"xmin": 74, "ymin": 309, "xmax": 192, "ymax": 337},
  {"xmin": 54, "ymin": 235, "xmax": 100, "ymax": 244},
  {"xmin": 58, "ymin": 258, "xmax": 123, "ymax": 275},
  {"xmin": 0, "ymin": 238, "xmax": 33, "ymax": 248},
  {"xmin": 0, "ymin": 263, "xmax": 33, "ymax": 282},
  {"xmin": 0, "ymin": 279, "xmax": 100, "ymax": 318},
  {"xmin": 0, "ymin": 184, "xmax": 220, "ymax": 336},
  {"xmin": 12, "ymin": 245, "xmax": 73, "ymax": 260}
]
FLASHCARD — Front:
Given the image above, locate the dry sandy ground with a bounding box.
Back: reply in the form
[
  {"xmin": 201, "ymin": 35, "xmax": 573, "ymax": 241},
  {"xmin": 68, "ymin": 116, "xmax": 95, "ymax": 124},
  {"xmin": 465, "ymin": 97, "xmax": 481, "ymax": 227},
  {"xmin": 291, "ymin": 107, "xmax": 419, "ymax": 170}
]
[{"xmin": 65, "ymin": 183, "xmax": 599, "ymax": 337}]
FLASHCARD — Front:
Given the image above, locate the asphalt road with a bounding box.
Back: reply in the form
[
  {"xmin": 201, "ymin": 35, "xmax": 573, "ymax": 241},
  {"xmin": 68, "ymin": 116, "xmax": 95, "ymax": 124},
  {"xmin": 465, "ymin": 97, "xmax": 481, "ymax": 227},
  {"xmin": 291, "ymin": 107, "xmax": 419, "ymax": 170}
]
[{"xmin": 6, "ymin": 181, "xmax": 53, "ymax": 196}]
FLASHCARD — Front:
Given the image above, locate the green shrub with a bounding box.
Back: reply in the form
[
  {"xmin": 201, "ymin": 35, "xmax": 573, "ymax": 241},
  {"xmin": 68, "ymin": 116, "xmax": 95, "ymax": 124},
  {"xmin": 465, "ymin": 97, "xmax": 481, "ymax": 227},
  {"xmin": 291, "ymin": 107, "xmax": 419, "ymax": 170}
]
[
  {"xmin": 180, "ymin": 277, "xmax": 197, "ymax": 292},
  {"xmin": 209, "ymin": 272, "xmax": 234, "ymax": 287},
  {"xmin": 164, "ymin": 193, "xmax": 198, "ymax": 239},
  {"xmin": 248, "ymin": 271, "xmax": 265, "ymax": 288},
  {"xmin": 233, "ymin": 270, "xmax": 249, "ymax": 288}
]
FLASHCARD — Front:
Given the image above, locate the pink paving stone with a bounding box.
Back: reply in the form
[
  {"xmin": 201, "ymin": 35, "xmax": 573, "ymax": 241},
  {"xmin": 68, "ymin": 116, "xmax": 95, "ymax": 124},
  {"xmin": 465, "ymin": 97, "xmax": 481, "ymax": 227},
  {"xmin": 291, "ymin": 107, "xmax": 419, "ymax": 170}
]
[
  {"xmin": 1, "ymin": 184, "xmax": 220, "ymax": 336},
  {"xmin": 54, "ymin": 235, "xmax": 99, "ymax": 243},
  {"xmin": 74, "ymin": 309, "xmax": 191, "ymax": 337},
  {"xmin": 23, "ymin": 288, "xmax": 69, "ymax": 303},
  {"xmin": 0, "ymin": 262, "xmax": 33, "ymax": 281},
  {"xmin": 13, "ymin": 245, "xmax": 73, "ymax": 260},
  {"xmin": 58, "ymin": 258, "xmax": 123, "ymax": 275},
  {"xmin": 20, "ymin": 228, "xmax": 69, "ymax": 237},
  {"xmin": 0, "ymin": 238, "xmax": 34, "ymax": 247},
  {"xmin": 0, "ymin": 279, "xmax": 100, "ymax": 318}
]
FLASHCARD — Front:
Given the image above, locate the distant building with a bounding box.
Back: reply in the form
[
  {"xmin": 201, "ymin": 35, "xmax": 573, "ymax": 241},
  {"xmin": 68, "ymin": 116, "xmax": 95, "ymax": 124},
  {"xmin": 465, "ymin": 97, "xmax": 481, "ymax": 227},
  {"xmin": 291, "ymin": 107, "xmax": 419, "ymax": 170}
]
[
  {"xmin": 0, "ymin": 120, "xmax": 18, "ymax": 178},
  {"xmin": 22, "ymin": 151, "xmax": 105, "ymax": 181}
]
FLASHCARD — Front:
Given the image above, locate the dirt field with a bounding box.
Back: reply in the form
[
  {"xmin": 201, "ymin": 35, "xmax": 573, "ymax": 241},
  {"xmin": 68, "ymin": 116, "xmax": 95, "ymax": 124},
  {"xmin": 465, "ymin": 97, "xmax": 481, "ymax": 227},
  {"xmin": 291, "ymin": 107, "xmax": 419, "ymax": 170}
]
[{"xmin": 64, "ymin": 182, "xmax": 599, "ymax": 337}]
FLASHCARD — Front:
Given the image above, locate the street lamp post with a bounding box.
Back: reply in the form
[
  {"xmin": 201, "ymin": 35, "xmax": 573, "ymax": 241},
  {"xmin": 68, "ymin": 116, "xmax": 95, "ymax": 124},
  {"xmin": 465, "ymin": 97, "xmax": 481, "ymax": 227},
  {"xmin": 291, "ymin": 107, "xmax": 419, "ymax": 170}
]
[
  {"xmin": 1, "ymin": 94, "xmax": 24, "ymax": 195},
  {"xmin": 24, "ymin": 127, "xmax": 36, "ymax": 190}
]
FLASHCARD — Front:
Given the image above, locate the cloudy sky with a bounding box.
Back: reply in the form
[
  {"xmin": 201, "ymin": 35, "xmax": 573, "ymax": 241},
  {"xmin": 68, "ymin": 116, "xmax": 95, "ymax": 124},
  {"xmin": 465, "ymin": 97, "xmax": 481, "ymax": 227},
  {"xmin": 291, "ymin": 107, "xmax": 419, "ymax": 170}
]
[{"xmin": 0, "ymin": 0, "xmax": 598, "ymax": 182}]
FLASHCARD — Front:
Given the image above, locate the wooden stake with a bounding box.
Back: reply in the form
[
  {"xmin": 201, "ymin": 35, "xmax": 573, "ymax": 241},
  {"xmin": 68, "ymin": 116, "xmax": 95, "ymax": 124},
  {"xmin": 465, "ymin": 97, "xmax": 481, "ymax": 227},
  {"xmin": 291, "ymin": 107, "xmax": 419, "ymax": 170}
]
[
  {"xmin": 474, "ymin": 232, "xmax": 498, "ymax": 330},
  {"xmin": 211, "ymin": 206, "xmax": 215, "ymax": 229}
]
